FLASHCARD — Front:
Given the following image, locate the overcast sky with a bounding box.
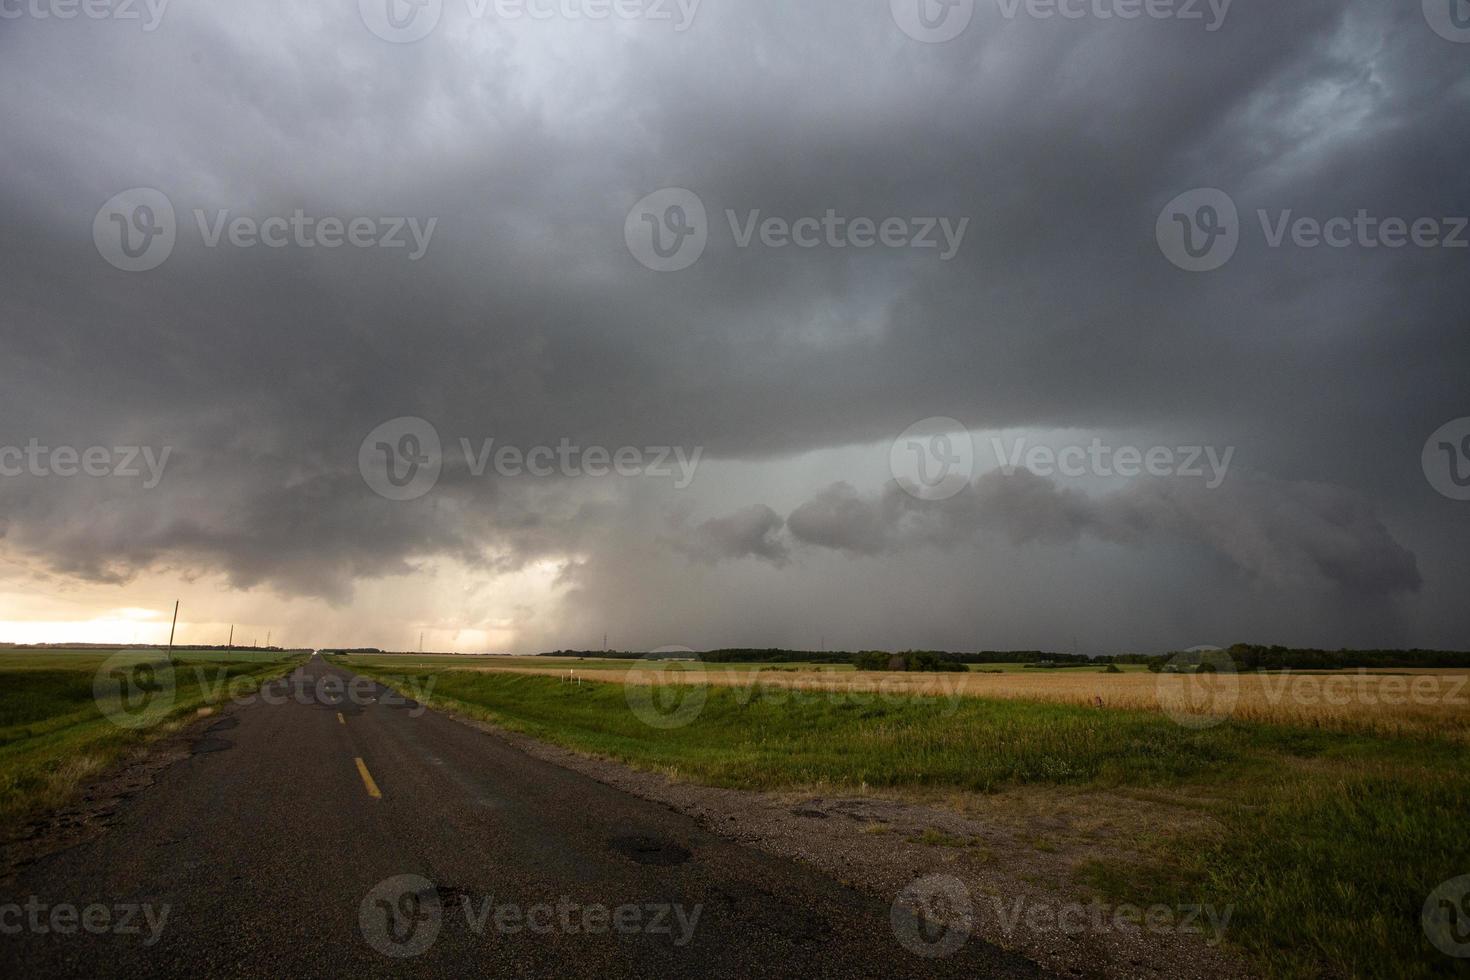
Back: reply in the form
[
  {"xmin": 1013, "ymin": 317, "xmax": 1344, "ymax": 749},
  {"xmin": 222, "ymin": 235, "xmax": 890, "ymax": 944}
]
[{"xmin": 0, "ymin": 0, "xmax": 1466, "ymax": 653}]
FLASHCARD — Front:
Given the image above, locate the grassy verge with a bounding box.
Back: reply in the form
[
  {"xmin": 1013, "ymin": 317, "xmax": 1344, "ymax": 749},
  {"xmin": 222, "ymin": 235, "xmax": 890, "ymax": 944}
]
[
  {"xmin": 344, "ymin": 659, "xmax": 1470, "ymax": 978},
  {"xmin": 0, "ymin": 653, "xmax": 306, "ymax": 835}
]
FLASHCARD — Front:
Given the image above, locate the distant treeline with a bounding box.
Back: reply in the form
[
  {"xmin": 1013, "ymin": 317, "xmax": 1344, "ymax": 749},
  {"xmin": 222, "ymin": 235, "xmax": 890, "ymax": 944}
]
[
  {"xmin": 541, "ymin": 649, "xmax": 853, "ymax": 663},
  {"xmin": 1125, "ymin": 645, "xmax": 1470, "ymax": 671},
  {"xmin": 537, "ymin": 645, "xmax": 1470, "ymax": 671}
]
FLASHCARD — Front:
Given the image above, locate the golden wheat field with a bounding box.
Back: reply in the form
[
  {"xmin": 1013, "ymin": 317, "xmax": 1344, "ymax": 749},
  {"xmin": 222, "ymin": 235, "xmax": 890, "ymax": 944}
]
[{"xmin": 469, "ymin": 663, "xmax": 1470, "ymax": 741}]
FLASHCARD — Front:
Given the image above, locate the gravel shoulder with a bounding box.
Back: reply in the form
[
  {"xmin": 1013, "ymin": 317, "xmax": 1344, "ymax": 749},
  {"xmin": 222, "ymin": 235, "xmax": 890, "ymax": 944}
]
[{"xmin": 439, "ymin": 705, "xmax": 1249, "ymax": 980}]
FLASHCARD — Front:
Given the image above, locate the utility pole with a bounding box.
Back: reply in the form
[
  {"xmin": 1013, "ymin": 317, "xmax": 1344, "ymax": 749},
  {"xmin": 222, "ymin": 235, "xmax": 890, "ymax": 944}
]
[{"xmin": 166, "ymin": 601, "xmax": 179, "ymax": 662}]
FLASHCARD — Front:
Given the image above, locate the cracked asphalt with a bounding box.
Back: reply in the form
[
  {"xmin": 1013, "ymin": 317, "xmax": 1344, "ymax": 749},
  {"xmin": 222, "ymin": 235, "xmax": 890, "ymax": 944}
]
[{"xmin": 0, "ymin": 655, "xmax": 1048, "ymax": 978}]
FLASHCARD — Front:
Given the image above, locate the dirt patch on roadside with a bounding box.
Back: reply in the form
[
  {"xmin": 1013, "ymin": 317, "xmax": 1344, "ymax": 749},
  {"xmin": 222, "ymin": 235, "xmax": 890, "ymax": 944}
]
[
  {"xmin": 0, "ymin": 706, "xmax": 231, "ymax": 883},
  {"xmin": 443, "ymin": 708, "xmax": 1248, "ymax": 979}
]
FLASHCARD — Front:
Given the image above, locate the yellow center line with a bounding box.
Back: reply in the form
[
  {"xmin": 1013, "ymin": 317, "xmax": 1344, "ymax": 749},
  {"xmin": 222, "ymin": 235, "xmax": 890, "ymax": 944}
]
[
  {"xmin": 354, "ymin": 757, "xmax": 383, "ymax": 800},
  {"xmin": 337, "ymin": 711, "xmax": 345, "ymax": 725}
]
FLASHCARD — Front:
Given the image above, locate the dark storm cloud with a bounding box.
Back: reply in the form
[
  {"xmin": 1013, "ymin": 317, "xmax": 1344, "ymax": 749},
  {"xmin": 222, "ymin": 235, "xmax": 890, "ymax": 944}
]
[
  {"xmin": 0, "ymin": 0, "xmax": 1465, "ymax": 646},
  {"xmin": 782, "ymin": 471, "xmax": 1421, "ymax": 603},
  {"xmin": 671, "ymin": 504, "xmax": 789, "ymax": 567}
]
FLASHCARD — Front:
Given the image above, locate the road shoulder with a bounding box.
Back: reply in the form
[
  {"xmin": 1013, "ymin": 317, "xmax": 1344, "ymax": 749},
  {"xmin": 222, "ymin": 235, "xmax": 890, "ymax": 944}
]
[{"xmin": 426, "ymin": 700, "xmax": 1248, "ymax": 980}]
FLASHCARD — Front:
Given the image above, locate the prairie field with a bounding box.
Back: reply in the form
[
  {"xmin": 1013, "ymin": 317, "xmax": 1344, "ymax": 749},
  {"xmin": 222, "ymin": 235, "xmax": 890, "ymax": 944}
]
[
  {"xmin": 0, "ymin": 648, "xmax": 305, "ymax": 834},
  {"xmin": 349, "ymin": 654, "xmax": 1470, "ymax": 742},
  {"xmin": 341, "ymin": 656, "xmax": 1470, "ymax": 978}
]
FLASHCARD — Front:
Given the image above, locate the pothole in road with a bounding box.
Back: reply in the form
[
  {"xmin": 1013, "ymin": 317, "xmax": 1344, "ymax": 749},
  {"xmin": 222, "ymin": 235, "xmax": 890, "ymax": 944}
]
[
  {"xmin": 206, "ymin": 717, "xmax": 240, "ymax": 732},
  {"xmin": 192, "ymin": 737, "xmax": 233, "ymax": 753},
  {"xmin": 609, "ymin": 834, "xmax": 692, "ymax": 866}
]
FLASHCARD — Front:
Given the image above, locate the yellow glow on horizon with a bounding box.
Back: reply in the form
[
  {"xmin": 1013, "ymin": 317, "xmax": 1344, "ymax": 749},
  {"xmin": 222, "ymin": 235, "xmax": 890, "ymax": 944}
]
[
  {"xmin": 0, "ymin": 618, "xmax": 174, "ymax": 646},
  {"xmin": 0, "ymin": 554, "xmax": 574, "ymax": 653}
]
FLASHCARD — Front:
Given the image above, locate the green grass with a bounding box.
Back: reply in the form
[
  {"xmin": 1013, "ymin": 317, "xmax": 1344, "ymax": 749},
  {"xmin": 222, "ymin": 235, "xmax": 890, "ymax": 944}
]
[
  {"xmin": 0, "ymin": 650, "xmax": 305, "ymax": 834},
  {"xmin": 340, "ymin": 654, "xmax": 1154, "ymax": 675},
  {"xmin": 343, "ymin": 659, "xmax": 1470, "ymax": 979}
]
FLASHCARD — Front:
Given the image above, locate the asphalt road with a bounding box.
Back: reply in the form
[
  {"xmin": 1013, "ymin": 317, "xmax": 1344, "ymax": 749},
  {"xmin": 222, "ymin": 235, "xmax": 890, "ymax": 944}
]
[{"xmin": 1, "ymin": 655, "xmax": 1045, "ymax": 978}]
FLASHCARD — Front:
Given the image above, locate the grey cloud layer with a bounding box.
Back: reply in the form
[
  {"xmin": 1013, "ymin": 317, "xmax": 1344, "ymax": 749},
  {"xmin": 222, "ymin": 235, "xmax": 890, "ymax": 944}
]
[
  {"xmin": 779, "ymin": 472, "xmax": 1422, "ymax": 604},
  {"xmin": 0, "ymin": 0, "xmax": 1465, "ymax": 647}
]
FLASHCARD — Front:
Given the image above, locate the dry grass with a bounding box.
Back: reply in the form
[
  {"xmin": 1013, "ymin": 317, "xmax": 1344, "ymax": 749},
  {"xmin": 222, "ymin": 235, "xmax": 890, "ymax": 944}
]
[{"xmin": 464, "ymin": 663, "xmax": 1470, "ymax": 742}]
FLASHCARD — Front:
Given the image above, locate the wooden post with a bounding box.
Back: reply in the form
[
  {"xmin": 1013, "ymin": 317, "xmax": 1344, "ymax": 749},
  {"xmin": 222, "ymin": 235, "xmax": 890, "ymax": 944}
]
[{"xmin": 166, "ymin": 601, "xmax": 179, "ymax": 662}]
